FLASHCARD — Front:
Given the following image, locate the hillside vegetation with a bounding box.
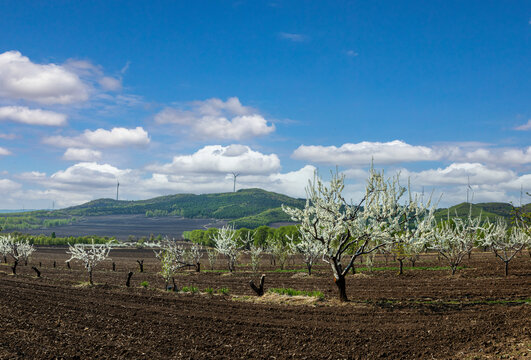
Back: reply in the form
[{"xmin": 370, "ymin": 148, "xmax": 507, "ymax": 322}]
[
  {"xmin": 1, "ymin": 190, "xmax": 529, "ymax": 231},
  {"xmin": 0, "ymin": 189, "xmax": 305, "ymax": 230},
  {"xmin": 433, "ymin": 202, "xmax": 531, "ymax": 223}
]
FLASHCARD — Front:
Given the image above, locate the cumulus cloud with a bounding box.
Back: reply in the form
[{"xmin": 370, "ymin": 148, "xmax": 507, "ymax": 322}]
[
  {"xmin": 0, "ymin": 147, "xmax": 11, "ymax": 156},
  {"xmin": 43, "ymin": 126, "xmax": 150, "ymax": 148},
  {"xmin": 448, "ymin": 146, "xmax": 531, "ymax": 166},
  {"xmin": 62, "ymin": 148, "xmax": 102, "ymax": 161},
  {"xmin": 401, "ymin": 163, "xmax": 515, "ymax": 186},
  {"xmin": 0, "ymin": 179, "xmax": 21, "ymax": 192},
  {"xmin": 154, "ymin": 97, "xmax": 275, "ymax": 140},
  {"xmin": 241, "ymin": 165, "xmax": 316, "ymax": 198},
  {"xmin": 140, "ymin": 164, "xmax": 315, "ymax": 199},
  {"xmin": 514, "ymin": 119, "xmax": 531, "ymax": 131},
  {"xmin": 49, "ymin": 162, "xmax": 130, "ymax": 188},
  {"xmin": 0, "ymin": 106, "xmax": 67, "ymax": 126},
  {"xmin": 292, "ymin": 140, "xmax": 531, "ymax": 167},
  {"xmin": 0, "ymin": 50, "xmax": 89, "ymax": 104},
  {"xmin": 293, "ymin": 140, "xmax": 438, "ymax": 166},
  {"xmin": 147, "ymin": 144, "xmax": 281, "ymax": 175}
]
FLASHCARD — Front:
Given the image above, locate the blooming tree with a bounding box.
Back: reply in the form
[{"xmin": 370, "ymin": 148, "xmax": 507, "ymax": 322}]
[
  {"xmin": 288, "ymin": 233, "xmax": 324, "ymax": 275},
  {"xmin": 249, "ymin": 243, "xmax": 262, "ymax": 273},
  {"xmin": 0, "ymin": 235, "xmax": 36, "ymax": 274},
  {"xmin": 212, "ymin": 226, "xmax": 245, "ymax": 272},
  {"xmin": 66, "ymin": 240, "xmax": 111, "ymax": 285},
  {"xmin": 480, "ymin": 218, "xmax": 530, "ymax": 276},
  {"xmin": 0, "ymin": 234, "xmax": 13, "ymax": 263},
  {"xmin": 267, "ymin": 235, "xmax": 291, "ymax": 270},
  {"xmin": 283, "ymin": 167, "xmax": 434, "ymax": 301},
  {"xmin": 154, "ymin": 237, "xmax": 193, "ymax": 289},
  {"xmin": 16, "ymin": 241, "xmax": 35, "ymax": 266},
  {"xmin": 426, "ymin": 214, "xmax": 482, "ymax": 275},
  {"xmin": 206, "ymin": 247, "xmax": 218, "ymax": 270},
  {"xmin": 185, "ymin": 243, "xmax": 203, "ymax": 272}
]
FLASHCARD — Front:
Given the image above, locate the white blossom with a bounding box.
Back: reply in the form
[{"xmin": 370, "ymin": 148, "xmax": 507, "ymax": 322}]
[{"xmin": 66, "ymin": 240, "xmax": 111, "ymax": 285}]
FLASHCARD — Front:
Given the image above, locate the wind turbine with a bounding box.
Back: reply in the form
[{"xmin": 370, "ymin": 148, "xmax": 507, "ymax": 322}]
[
  {"xmin": 231, "ymin": 172, "xmax": 240, "ymax": 192},
  {"xmin": 116, "ymin": 180, "xmax": 120, "ymax": 201},
  {"xmin": 466, "ymin": 176, "xmax": 474, "ymax": 204}
]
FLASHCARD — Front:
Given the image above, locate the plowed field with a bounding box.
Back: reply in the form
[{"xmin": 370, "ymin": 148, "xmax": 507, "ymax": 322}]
[{"xmin": 0, "ymin": 247, "xmax": 530, "ymax": 359}]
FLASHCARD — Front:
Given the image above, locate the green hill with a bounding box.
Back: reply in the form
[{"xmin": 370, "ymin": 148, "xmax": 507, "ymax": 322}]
[
  {"xmin": 59, "ymin": 188, "xmax": 305, "ymax": 218},
  {"xmin": 1, "ymin": 189, "xmax": 529, "ymax": 231},
  {"xmin": 434, "ymin": 202, "xmax": 531, "ymax": 223},
  {"xmin": 0, "ymin": 188, "xmax": 305, "ymax": 230}
]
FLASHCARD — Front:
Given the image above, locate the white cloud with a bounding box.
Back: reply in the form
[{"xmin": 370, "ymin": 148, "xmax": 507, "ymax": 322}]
[
  {"xmin": 49, "ymin": 162, "xmax": 130, "ymax": 188},
  {"xmin": 0, "ymin": 106, "xmax": 67, "ymax": 126},
  {"xmin": 0, "ymin": 179, "xmax": 20, "ymax": 192},
  {"xmin": 0, "ymin": 147, "xmax": 11, "ymax": 156},
  {"xmin": 279, "ymin": 32, "xmax": 308, "ymax": 42},
  {"xmin": 514, "ymin": 119, "xmax": 531, "ymax": 131},
  {"xmin": 154, "ymin": 97, "xmax": 275, "ymax": 140},
  {"xmin": 62, "ymin": 148, "xmax": 102, "ymax": 161},
  {"xmin": 293, "ymin": 140, "xmax": 438, "ymax": 165},
  {"xmin": 293, "ymin": 140, "xmax": 531, "ymax": 167},
  {"xmin": 0, "ymin": 50, "xmax": 89, "ymax": 104},
  {"xmin": 242, "ymin": 165, "xmax": 316, "ymax": 198},
  {"xmin": 98, "ymin": 76, "xmax": 122, "ymax": 91},
  {"xmin": 141, "ymin": 165, "xmax": 315, "ymax": 199},
  {"xmin": 401, "ymin": 163, "xmax": 515, "ymax": 186},
  {"xmin": 147, "ymin": 144, "xmax": 281, "ymax": 175},
  {"xmin": 43, "ymin": 126, "xmax": 150, "ymax": 148},
  {"xmin": 451, "ymin": 146, "xmax": 531, "ymax": 166},
  {"xmin": 346, "ymin": 50, "xmax": 358, "ymax": 57}
]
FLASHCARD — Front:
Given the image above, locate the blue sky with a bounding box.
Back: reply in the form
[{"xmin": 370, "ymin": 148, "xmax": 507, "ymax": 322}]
[{"xmin": 0, "ymin": 1, "xmax": 529, "ymax": 209}]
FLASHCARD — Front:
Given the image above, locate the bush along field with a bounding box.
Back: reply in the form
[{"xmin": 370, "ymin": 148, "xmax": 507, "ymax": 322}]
[{"xmin": 0, "ymin": 167, "xmax": 529, "ymax": 359}]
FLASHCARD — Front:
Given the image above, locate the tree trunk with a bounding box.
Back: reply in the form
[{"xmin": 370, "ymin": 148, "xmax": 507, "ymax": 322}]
[
  {"xmin": 250, "ymin": 274, "xmax": 265, "ymax": 296},
  {"xmin": 32, "ymin": 266, "xmax": 41, "ymax": 277},
  {"xmin": 11, "ymin": 260, "xmax": 18, "ymax": 275},
  {"xmin": 126, "ymin": 271, "xmax": 133, "ymax": 287},
  {"xmin": 137, "ymin": 260, "xmax": 144, "ymax": 272},
  {"xmin": 67, "ymin": 261, "xmax": 71, "ymax": 270},
  {"xmin": 53, "ymin": 260, "xmax": 56, "ymax": 268},
  {"xmin": 451, "ymin": 266, "xmax": 457, "ymax": 275},
  {"xmin": 195, "ymin": 262, "xmax": 200, "ymax": 272},
  {"xmin": 307, "ymin": 263, "xmax": 312, "ymax": 276},
  {"xmin": 89, "ymin": 269, "xmax": 93, "ymax": 285},
  {"xmin": 172, "ymin": 277, "xmax": 178, "ymax": 292},
  {"xmin": 504, "ymin": 261, "xmax": 509, "ymax": 277},
  {"xmin": 334, "ymin": 275, "xmax": 348, "ymax": 302},
  {"xmin": 112, "ymin": 262, "xmax": 116, "ymax": 271},
  {"xmin": 398, "ymin": 259, "xmax": 403, "ymax": 275}
]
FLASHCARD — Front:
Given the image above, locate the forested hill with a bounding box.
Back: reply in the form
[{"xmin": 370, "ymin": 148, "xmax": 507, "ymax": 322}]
[
  {"xmin": 433, "ymin": 202, "xmax": 531, "ymax": 223},
  {"xmin": 50, "ymin": 188, "xmax": 306, "ymax": 226}
]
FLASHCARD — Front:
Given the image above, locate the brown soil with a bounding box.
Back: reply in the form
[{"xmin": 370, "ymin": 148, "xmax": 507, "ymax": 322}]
[{"xmin": 0, "ymin": 248, "xmax": 529, "ymax": 359}]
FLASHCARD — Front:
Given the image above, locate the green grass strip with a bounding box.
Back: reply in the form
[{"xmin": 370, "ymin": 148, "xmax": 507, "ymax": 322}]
[{"xmin": 268, "ymin": 287, "xmax": 324, "ymax": 299}]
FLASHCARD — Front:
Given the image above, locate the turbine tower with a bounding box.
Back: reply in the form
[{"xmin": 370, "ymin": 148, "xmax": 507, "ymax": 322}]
[
  {"xmin": 231, "ymin": 172, "xmax": 240, "ymax": 192},
  {"xmin": 116, "ymin": 180, "xmax": 120, "ymax": 201},
  {"xmin": 466, "ymin": 176, "xmax": 474, "ymax": 203}
]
